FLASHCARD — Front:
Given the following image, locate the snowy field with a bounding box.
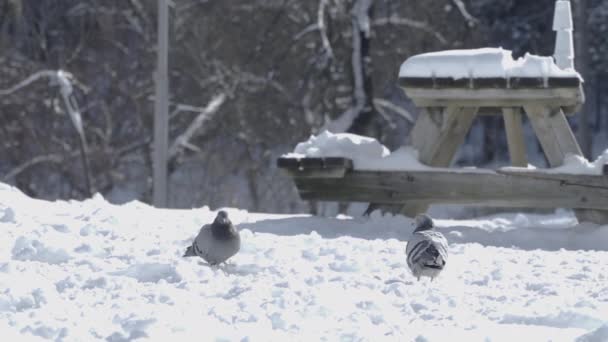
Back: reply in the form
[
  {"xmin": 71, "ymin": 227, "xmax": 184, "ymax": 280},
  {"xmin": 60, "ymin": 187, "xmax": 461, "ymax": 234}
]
[{"xmin": 1, "ymin": 182, "xmax": 608, "ymax": 341}]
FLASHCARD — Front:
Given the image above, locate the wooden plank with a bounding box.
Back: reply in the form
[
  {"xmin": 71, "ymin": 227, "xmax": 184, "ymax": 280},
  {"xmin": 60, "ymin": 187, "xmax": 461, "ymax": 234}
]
[
  {"xmin": 397, "ymin": 106, "xmax": 477, "ymax": 216},
  {"xmin": 399, "ymin": 76, "xmax": 581, "ymax": 89},
  {"xmin": 276, "ymin": 157, "xmax": 352, "ymax": 178},
  {"xmin": 524, "ymin": 104, "xmax": 608, "ymax": 224},
  {"xmin": 502, "ymin": 107, "xmax": 528, "ymax": 167},
  {"xmin": 293, "ymin": 169, "xmax": 608, "ymax": 212},
  {"xmin": 411, "ymin": 106, "xmax": 478, "ymax": 166},
  {"xmin": 404, "ymin": 87, "xmax": 583, "ymax": 111}
]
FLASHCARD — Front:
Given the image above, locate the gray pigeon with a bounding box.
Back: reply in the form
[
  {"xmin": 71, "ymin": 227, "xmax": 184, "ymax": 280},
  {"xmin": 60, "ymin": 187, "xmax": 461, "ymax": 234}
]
[
  {"xmin": 406, "ymin": 214, "xmax": 448, "ymax": 281},
  {"xmin": 183, "ymin": 210, "xmax": 240, "ymax": 265}
]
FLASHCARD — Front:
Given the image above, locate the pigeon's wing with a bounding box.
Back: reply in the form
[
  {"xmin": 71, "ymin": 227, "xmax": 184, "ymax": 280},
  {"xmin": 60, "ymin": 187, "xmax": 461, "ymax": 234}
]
[
  {"xmin": 422, "ymin": 231, "xmax": 448, "ymax": 262},
  {"xmin": 184, "ymin": 224, "xmax": 211, "ymax": 258},
  {"xmin": 406, "ymin": 230, "xmax": 448, "ymax": 277}
]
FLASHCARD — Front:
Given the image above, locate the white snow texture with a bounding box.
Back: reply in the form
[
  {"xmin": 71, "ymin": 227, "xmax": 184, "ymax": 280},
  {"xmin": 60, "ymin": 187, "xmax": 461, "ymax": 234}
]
[
  {"xmin": 399, "ymin": 47, "xmax": 581, "ymax": 80},
  {"xmin": 1, "ymin": 181, "xmax": 608, "ymax": 341},
  {"xmin": 284, "ymin": 130, "xmax": 429, "ymax": 170}
]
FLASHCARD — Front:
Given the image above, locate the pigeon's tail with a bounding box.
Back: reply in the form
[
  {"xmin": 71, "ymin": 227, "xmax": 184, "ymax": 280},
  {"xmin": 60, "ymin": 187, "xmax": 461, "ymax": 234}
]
[
  {"xmin": 421, "ymin": 245, "xmax": 446, "ymax": 270},
  {"xmin": 407, "ymin": 239, "xmax": 446, "ymax": 280},
  {"xmin": 183, "ymin": 245, "xmax": 196, "ymax": 257}
]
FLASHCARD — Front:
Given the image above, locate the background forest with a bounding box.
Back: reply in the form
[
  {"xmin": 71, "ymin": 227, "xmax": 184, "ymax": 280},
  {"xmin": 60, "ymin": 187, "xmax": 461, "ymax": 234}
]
[{"xmin": 1, "ymin": 0, "xmax": 607, "ymax": 213}]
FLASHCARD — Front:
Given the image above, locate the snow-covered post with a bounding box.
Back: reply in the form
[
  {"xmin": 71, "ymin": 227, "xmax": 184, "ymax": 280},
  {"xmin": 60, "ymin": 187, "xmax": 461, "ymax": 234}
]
[{"xmin": 553, "ymin": 0, "xmax": 574, "ymax": 69}]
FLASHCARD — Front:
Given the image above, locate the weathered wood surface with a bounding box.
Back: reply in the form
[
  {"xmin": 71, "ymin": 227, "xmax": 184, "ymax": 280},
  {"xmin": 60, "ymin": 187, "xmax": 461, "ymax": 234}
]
[
  {"xmin": 400, "ymin": 106, "xmax": 478, "ymax": 216},
  {"xmin": 524, "ymin": 105, "xmax": 582, "ymax": 167},
  {"xmin": 402, "ymin": 87, "xmax": 583, "ymax": 111},
  {"xmin": 399, "ymin": 76, "xmax": 581, "ymax": 89},
  {"xmin": 291, "ymin": 169, "xmax": 608, "ymax": 211},
  {"xmin": 502, "ymin": 107, "xmax": 528, "ymax": 167},
  {"xmin": 277, "ymin": 157, "xmax": 353, "ymax": 178},
  {"xmin": 410, "ymin": 106, "xmax": 478, "ymax": 166},
  {"xmin": 522, "ymin": 104, "xmax": 608, "ymax": 223}
]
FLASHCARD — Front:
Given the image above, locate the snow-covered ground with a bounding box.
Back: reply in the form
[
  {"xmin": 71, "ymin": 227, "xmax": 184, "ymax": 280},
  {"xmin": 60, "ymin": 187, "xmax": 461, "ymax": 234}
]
[{"xmin": 1, "ymin": 182, "xmax": 608, "ymax": 341}]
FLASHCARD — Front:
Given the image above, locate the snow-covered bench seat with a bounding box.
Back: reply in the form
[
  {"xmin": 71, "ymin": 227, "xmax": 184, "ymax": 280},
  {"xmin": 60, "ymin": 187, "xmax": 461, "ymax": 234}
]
[
  {"xmin": 399, "ymin": 48, "xmax": 583, "ymax": 112},
  {"xmin": 278, "ymin": 155, "xmax": 608, "ymax": 211}
]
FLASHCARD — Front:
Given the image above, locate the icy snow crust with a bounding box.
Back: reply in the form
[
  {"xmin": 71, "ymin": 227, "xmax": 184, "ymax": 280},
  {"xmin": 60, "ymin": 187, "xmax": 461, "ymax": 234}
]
[
  {"xmin": 1, "ymin": 183, "xmax": 608, "ymax": 340},
  {"xmin": 399, "ymin": 47, "xmax": 581, "ymax": 80}
]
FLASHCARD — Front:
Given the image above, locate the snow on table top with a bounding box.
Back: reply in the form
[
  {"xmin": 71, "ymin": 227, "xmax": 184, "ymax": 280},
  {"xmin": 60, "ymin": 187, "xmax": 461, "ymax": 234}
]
[
  {"xmin": 284, "ymin": 130, "xmax": 430, "ymax": 171},
  {"xmin": 399, "ymin": 47, "xmax": 581, "ymax": 80},
  {"xmin": 1, "ymin": 183, "xmax": 608, "ymax": 340}
]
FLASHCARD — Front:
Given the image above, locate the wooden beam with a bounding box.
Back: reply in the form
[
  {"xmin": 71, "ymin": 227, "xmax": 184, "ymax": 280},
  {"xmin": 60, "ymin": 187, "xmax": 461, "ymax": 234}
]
[
  {"xmin": 277, "ymin": 157, "xmax": 353, "ymax": 178},
  {"xmin": 523, "ymin": 104, "xmax": 582, "ymax": 167},
  {"xmin": 524, "ymin": 104, "xmax": 608, "ymax": 224},
  {"xmin": 411, "ymin": 106, "xmax": 478, "ymax": 166},
  {"xmin": 398, "ymin": 106, "xmax": 477, "ymax": 216},
  {"xmin": 293, "ymin": 169, "xmax": 608, "ymax": 212},
  {"xmin": 502, "ymin": 107, "xmax": 528, "ymax": 167},
  {"xmin": 404, "ymin": 87, "xmax": 583, "ymax": 110}
]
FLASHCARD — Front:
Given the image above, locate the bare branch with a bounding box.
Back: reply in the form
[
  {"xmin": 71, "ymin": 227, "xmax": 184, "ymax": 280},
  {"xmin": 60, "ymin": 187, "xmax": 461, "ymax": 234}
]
[
  {"xmin": 3, "ymin": 154, "xmax": 64, "ymax": 181},
  {"xmin": 169, "ymin": 93, "xmax": 227, "ymax": 158},
  {"xmin": 320, "ymin": 107, "xmax": 358, "ymax": 133},
  {"xmin": 373, "ymin": 98, "xmax": 415, "ymax": 123},
  {"xmin": 374, "ymin": 103, "xmax": 397, "ymax": 129},
  {"xmin": 1, "ymin": 69, "xmax": 93, "ymax": 195},
  {"xmin": 317, "ymin": 0, "xmax": 334, "ymax": 60},
  {"xmin": 293, "ymin": 23, "xmax": 318, "ymax": 41},
  {"xmin": 0, "ymin": 70, "xmax": 56, "ymax": 96},
  {"xmin": 372, "ymin": 16, "xmax": 447, "ymax": 44},
  {"xmin": 451, "ymin": 0, "xmax": 479, "ymax": 27}
]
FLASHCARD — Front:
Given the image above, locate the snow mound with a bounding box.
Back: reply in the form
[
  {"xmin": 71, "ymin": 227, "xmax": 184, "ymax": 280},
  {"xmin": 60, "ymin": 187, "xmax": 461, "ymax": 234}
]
[
  {"xmin": 502, "ymin": 149, "xmax": 608, "ymax": 175},
  {"xmin": 111, "ymin": 263, "xmax": 182, "ymax": 283},
  {"xmin": 577, "ymin": 324, "xmax": 608, "ymax": 342},
  {"xmin": 548, "ymin": 150, "xmax": 608, "ymax": 175},
  {"xmin": 284, "ymin": 131, "xmax": 428, "ymax": 170},
  {"xmin": 286, "ymin": 130, "xmax": 388, "ymax": 160},
  {"xmin": 399, "ymin": 47, "xmax": 581, "ymax": 80},
  {"xmin": 11, "ymin": 237, "xmax": 71, "ymax": 265},
  {"xmin": 1, "ymin": 181, "xmax": 608, "ymax": 340}
]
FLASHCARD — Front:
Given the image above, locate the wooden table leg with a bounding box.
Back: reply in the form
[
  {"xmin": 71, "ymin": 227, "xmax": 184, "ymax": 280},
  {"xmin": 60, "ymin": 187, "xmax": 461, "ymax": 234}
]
[
  {"xmin": 398, "ymin": 106, "xmax": 478, "ymax": 217},
  {"xmin": 502, "ymin": 107, "xmax": 528, "ymax": 167},
  {"xmin": 524, "ymin": 104, "xmax": 608, "ymax": 224}
]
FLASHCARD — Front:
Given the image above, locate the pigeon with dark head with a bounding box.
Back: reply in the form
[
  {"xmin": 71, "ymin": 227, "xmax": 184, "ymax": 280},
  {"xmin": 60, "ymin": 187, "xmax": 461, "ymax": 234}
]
[
  {"xmin": 406, "ymin": 214, "xmax": 448, "ymax": 281},
  {"xmin": 184, "ymin": 210, "xmax": 240, "ymax": 265}
]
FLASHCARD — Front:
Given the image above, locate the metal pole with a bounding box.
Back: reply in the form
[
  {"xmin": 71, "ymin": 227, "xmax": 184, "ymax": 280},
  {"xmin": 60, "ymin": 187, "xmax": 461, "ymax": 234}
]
[{"xmin": 153, "ymin": 0, "xmax": 169, "ymax": 207}]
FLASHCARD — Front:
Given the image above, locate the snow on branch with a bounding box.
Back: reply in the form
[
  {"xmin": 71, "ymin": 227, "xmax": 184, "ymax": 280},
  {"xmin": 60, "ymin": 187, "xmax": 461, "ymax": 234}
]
[
  {"xmin": 0, "ymin": 70, "xmax": 57, "ymax": 96},
  {"xmin": 353, "ymin": 0, "xmax": 374, "ymax": 38},
  {"xmin": 169, "ymin": 93, "xmax": 227, "ymax": 158},
  {"xmin": 1, "ymin": 69, "xmax": 92, "ymax": 194},
  {"xmin": 373, "ymin": 98, "xmax": 414, "ymax": 123},
  {"xmin": 320, "ymin": 107, "xmax": 358, "ymax": 133},
  {"xmin": 293, "ymin": 23, "xmax": 319, "ymax": 41},
  {"xmin": 372, "ymin": 16, "xmax": 447, "ymax": 44},
  {"xmin": 317, "ymin": 0, "xmax": 334, "ymax": 60}
]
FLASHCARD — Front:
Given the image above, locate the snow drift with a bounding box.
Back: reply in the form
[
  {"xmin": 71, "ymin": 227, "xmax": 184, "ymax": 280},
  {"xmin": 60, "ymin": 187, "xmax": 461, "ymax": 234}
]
[{"xmin": 1, "ymin": 182, "xmax": 607, "ymax": 341}]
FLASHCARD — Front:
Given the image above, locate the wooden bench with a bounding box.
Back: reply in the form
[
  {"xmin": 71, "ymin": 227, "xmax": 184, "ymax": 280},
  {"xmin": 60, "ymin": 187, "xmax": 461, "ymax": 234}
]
[
  {"xmin": 278, "ymin": 156, "xmax": 608, "ymax": 215},
  {"xmin": 277, "ymin": 73, "xmax": 608, "ymax": 224}
]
